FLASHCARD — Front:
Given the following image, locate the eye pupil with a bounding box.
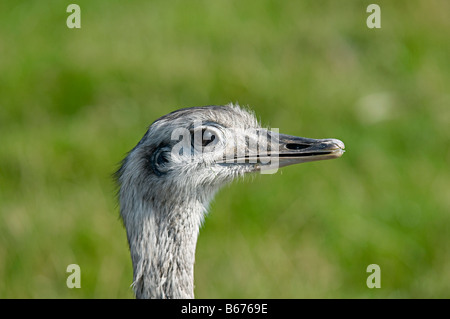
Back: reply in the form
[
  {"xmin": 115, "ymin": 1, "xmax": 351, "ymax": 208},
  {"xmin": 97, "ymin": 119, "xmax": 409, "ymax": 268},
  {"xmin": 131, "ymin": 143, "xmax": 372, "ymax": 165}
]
[{"xmin": 202, "ymin": 129, "xmax": 216, "ymax": 147}]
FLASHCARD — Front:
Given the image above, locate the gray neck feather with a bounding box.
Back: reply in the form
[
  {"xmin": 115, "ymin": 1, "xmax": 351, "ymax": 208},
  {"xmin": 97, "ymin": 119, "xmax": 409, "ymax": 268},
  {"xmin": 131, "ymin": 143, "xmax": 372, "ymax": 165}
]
[{"xmin": 123, "ymin": 189, "xmax": 210, "ymax": 298}]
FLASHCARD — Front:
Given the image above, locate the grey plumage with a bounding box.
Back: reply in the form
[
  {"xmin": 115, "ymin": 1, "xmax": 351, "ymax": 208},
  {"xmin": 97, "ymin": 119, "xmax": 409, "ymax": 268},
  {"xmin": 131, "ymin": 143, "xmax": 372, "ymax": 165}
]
[{"xmin": 116, "ymin": 103, "xmax": 344, "ymax": 298}]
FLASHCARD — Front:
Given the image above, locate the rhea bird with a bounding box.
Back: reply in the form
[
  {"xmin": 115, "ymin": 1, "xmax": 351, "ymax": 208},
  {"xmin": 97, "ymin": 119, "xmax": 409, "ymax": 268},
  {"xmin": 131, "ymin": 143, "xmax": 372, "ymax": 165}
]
[{"xmin": 116, "ymin": 103, "xmax": 345, "ymax": 298}]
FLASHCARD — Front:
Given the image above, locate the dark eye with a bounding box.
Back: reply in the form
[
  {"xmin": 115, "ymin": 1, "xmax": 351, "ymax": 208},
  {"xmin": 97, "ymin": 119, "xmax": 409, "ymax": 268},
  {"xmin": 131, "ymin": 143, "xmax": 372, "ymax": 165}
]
[
  {"xmin": 201, "ymin": 128, "xmax": 216, "ymax": 147},
  {"xmin": 191, "ymin": 126, "xmax": 220, "ymax": 151}
]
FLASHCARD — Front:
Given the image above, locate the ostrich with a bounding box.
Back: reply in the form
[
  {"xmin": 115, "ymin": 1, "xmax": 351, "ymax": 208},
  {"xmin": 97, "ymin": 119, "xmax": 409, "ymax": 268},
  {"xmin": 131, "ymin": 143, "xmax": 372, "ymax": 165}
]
[{"xmin": 116, "ymin": 103, "xmax": 345, "ymax": 298}]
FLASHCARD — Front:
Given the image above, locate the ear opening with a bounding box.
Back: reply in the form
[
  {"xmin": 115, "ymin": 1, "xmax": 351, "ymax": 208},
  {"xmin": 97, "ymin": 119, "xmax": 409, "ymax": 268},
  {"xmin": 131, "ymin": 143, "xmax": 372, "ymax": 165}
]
[{"xmin": 151, "ymin": 148, "xmax": 170, "ymax": 177}]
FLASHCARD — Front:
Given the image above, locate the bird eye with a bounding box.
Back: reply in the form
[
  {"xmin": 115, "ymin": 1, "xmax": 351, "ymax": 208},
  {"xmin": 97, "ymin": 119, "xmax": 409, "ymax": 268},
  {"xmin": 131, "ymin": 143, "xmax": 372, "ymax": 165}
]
[
  {"xmin": 191, "ymin": 126, "xmax": 220, "ymax": 152},
  {"xmin": 201, "ymin": 128, "xmax": 216, "ymax": 147}
]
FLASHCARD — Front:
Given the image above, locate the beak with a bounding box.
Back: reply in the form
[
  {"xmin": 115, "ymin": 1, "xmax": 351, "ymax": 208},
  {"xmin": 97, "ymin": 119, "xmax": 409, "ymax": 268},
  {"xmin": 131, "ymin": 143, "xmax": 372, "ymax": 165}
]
[
  {"xmin": 215, "ymin": 129, "xmax": 345, "ymax": 171},
  {"xmin": 274, "ymin": 133, "xmax": 345, "ymax": 168}
]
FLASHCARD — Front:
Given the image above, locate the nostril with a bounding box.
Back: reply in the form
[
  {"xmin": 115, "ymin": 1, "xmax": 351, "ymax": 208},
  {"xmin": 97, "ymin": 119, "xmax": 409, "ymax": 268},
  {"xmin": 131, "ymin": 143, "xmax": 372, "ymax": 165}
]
[{"xmin": 285, "ymin": 143, "xmax": 310, "ymax": 150}]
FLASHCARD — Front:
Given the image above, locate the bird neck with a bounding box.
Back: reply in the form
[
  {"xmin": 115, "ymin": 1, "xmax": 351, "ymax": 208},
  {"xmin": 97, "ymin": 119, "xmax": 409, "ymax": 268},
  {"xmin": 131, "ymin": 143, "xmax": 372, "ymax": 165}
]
[{"xmin": 124, "ymin": 196, "xmax": 208, "ymax": 299}]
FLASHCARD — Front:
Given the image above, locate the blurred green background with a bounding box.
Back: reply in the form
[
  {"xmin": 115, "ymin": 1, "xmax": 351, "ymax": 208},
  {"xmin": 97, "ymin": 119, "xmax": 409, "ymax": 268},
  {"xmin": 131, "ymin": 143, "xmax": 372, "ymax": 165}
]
[{"xmin": 0, "ymin": 0, "xmax": 449, "ymax": 298}]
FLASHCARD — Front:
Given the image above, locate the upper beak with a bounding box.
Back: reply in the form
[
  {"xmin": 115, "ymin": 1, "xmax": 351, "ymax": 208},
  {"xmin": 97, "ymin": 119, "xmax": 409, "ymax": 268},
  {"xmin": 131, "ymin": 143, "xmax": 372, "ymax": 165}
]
[{"xmin": 274, "ymin": 133, "xmax": 345, "ymax": 168}]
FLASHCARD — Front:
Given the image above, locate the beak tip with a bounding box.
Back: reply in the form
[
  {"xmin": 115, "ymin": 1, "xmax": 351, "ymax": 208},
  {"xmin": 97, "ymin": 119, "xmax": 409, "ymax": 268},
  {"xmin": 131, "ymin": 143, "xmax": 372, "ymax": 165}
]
[
  {"xmin": 326, "ymin": 139, "xmax": 345, "ymax": 158},
  {"xmin": 329, "ymin": 138, "xmax": 345, "ymax": 150}
]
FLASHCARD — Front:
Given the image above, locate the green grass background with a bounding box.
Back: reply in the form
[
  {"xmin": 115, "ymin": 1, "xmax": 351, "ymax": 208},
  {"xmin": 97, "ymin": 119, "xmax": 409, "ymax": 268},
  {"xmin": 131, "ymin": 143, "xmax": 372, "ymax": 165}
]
[{"xmin": 0, "ymin": 0, "xmax": 449, "ymax": 298}]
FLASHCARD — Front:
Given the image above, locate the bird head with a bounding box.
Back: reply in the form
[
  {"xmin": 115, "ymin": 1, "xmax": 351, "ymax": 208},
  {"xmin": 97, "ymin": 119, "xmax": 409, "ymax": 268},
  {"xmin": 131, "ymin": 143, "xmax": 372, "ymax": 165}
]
[{"xmin": 117, "ymin": 104, "xmax": 345, "ymax": 204}]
